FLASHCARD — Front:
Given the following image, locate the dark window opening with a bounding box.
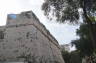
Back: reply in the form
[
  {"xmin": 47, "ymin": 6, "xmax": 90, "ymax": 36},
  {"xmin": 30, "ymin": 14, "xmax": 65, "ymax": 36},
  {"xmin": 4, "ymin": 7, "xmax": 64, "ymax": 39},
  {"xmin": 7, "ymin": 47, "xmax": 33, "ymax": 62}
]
[
  {"xmin": 0, "ymin": 31, "xmax": 4, "ymax": 39},
  {"xmin": 25, "ymin": 13, "xmax": 31, "ymax": 18}
]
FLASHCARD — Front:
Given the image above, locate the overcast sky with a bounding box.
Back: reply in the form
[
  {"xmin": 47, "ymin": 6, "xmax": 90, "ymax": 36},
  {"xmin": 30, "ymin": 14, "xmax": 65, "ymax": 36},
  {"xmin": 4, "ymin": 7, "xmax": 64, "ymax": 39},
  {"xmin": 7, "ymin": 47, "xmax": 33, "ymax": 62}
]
[{"xmin": 0, "ymin": 0, "xmax": 79, "ymax": 45}]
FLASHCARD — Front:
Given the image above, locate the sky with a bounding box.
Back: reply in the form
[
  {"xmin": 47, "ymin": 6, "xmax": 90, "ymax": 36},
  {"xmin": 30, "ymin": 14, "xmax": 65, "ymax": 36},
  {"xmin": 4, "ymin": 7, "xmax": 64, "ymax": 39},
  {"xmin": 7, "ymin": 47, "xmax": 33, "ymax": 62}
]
[{"xmin": 0, "ymin": 0, "xmax": 79, "ymax": 45}]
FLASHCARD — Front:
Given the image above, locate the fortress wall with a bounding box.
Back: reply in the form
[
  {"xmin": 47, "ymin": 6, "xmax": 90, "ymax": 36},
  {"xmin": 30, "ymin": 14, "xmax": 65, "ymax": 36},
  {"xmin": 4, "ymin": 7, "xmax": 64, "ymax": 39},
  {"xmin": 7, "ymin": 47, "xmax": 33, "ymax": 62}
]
[{"xmin": 0, "ymin": 11, "xmax": 64, "ymax": 63}]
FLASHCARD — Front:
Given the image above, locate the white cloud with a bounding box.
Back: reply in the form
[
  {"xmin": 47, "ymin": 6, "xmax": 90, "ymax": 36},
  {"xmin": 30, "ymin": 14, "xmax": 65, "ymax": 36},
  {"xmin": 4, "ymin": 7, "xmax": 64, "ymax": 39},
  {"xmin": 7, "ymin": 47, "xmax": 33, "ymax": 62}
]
[{"xmin": 45, "ymin": 22, "xmax": 79, "ymax": 44}]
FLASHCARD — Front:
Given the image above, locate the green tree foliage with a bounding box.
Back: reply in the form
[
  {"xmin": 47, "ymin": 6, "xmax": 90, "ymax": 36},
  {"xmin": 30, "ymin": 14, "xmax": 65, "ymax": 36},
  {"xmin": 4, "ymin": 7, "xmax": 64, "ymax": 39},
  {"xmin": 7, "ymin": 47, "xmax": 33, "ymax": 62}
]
[
  {"xmin": 61, "ymin": 50, "xmax": 70, "ymax": 63},
  {"xmin": 61, "ymin": 49, "xmax": 82, "ymax": 63},
  {"xmin": 42, "ymin": 0, "xmax": 96, "ymax": 23},
  {"xmin": 42, "ymin": 0, "xmax": 96, "ymax": 49},
  {"xmin": 69, "ymin": 51, "xmax": 82, "ymax": 63},
  {"xmin": 71, "ymin": 23, "xmax": 94, "ymax": 57}
]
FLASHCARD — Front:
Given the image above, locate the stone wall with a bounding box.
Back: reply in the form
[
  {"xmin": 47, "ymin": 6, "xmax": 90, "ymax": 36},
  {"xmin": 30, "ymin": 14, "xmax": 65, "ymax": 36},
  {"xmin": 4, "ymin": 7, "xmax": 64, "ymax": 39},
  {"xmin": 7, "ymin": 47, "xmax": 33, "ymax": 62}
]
[{"xmin": 0, "ymin": 11, "xmax": 64, "ymax": 63}]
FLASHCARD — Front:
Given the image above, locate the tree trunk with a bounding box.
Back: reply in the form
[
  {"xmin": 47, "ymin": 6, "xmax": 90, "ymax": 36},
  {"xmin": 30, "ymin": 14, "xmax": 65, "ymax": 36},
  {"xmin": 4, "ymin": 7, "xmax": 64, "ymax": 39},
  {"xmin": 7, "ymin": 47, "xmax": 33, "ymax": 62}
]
[{"xmin": 82, "ymin": 0, "xmax": 96, "ymax": 49}]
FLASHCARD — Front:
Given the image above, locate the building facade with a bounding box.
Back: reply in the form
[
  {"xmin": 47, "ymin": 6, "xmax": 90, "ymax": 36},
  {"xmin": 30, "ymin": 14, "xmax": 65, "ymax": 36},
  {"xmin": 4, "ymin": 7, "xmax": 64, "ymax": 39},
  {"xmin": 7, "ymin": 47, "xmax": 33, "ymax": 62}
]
[{"xmin": 0, "ymin": 11, "xmax": 64, "ymax": 63}]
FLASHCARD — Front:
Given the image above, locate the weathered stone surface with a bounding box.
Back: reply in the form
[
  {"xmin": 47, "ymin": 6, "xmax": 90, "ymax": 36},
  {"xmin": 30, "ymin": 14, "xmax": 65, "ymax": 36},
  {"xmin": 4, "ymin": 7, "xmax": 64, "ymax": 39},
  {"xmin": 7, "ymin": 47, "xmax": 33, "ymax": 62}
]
[{"xmin": 0, "ymin": 11, "xmax": 64, "ymax": 63}]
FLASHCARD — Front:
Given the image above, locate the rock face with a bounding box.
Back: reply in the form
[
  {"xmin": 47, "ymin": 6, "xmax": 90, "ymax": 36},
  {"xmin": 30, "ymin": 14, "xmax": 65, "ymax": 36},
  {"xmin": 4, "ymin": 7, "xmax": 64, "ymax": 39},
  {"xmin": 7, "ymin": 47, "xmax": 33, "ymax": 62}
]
[{"xmin": 0, "ymin": 11, "xmax": 64, "ymax": 63}]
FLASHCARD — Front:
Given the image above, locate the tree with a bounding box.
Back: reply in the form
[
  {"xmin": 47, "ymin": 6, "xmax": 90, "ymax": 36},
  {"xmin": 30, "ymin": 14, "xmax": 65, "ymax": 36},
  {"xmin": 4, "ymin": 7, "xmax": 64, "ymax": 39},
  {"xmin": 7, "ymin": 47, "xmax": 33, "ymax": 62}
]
[
  {"xmin": 69, "ymin": 51, "xmax": 82, "ymax": 63},
  {"xmin": 61, "ymin": 50, "xmax": 70, "ymax": 63},
  {"xmin": 61, "ymin": 47, "xmax": 82, "ymax": 63},
  {"xmin": 42, "ymin": 0, "xmax": 96, "ymax": 49},
  {"xmin": 71, "ymin": 23, "xmax": 94, "ymax": 57}
]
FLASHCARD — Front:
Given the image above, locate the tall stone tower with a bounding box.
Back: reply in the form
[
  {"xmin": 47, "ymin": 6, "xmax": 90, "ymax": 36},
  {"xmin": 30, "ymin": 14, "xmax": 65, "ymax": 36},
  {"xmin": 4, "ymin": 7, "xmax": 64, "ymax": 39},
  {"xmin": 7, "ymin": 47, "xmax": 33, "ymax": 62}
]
[{"xmin": 0, "ymin": 11, "xmax": 64, "ymax": 63}]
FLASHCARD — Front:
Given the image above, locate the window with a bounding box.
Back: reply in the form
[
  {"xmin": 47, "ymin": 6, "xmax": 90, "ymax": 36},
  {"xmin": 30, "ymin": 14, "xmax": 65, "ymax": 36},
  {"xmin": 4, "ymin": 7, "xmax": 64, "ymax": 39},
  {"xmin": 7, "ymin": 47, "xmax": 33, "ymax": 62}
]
[
  {"xmin": 25, "ymin": 13, "xmax": 31, "ymax": 18},
  {"xmin": 0, "ymin": 31, "xmax": 4, "ymax": 39}
]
